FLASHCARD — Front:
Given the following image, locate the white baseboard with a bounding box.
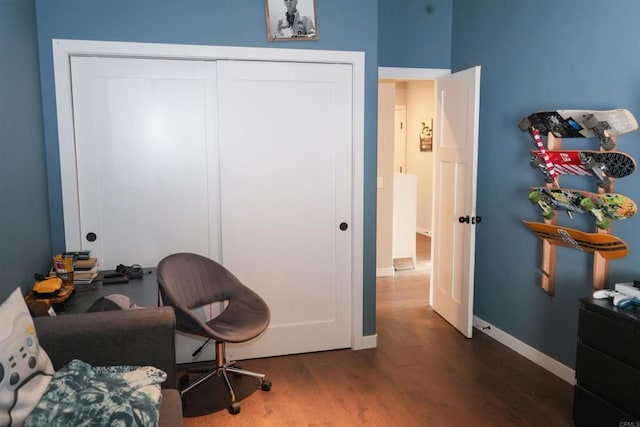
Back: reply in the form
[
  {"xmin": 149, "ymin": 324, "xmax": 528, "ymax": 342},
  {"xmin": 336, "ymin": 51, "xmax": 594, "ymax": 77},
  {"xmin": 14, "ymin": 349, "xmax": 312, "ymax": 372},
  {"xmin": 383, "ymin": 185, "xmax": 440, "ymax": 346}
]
[
  {"xmin": 356, "ymin": 333, "xmax": 377, "ymax": 350},
  {"xmin": 376, "ymin": 267, "xmax": 395, "ymax": 277},
  {"xmin": 416, "ymin": 226, "xmax": 431, "ymax": 236},
  {"xmin": 473, "ymin": 316, "xmax": 575, "ymax": 385}
]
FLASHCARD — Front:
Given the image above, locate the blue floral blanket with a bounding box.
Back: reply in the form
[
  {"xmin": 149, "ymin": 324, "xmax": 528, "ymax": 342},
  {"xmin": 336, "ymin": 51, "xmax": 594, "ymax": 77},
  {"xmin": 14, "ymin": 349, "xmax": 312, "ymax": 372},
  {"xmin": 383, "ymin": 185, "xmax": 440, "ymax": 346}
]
[{"xmin": 24, "ymin": 359, "xmax": 166, "ymax": 427}]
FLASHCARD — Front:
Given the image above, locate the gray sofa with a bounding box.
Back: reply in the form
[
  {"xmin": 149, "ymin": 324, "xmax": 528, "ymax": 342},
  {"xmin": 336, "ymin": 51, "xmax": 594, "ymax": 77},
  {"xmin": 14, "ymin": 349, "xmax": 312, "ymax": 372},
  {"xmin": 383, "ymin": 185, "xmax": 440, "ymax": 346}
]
[{"xmin": 34, "ymin": 306, "xmax": 183, "ymax": 427}]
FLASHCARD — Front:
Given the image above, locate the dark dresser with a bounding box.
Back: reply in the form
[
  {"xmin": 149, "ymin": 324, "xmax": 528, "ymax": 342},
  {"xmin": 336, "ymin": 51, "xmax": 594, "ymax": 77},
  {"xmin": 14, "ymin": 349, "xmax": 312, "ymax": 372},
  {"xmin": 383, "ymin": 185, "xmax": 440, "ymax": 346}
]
[{"xmin": 574, "ymin": 298, "xmax": 640, "ymax": 425}]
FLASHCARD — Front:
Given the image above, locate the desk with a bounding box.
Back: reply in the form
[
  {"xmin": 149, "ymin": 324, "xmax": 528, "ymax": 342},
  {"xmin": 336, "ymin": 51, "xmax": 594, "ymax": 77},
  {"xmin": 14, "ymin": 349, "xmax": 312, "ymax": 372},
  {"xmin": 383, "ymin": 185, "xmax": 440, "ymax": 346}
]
[{"xmin": 58, "ymin": 268, "xmax": 159, "ymax": 314}]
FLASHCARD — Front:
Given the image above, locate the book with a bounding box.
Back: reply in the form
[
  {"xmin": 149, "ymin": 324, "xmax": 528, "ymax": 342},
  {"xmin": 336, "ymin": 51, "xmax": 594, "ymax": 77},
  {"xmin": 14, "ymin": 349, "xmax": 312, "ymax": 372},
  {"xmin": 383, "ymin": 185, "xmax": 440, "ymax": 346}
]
[
  {"xmin": 75, "ymin": 257, "xmax": 98, "ymax": 270},
  {"xmin": 73, "ymin": 271, "xmax": 98, "ymax": 285}
]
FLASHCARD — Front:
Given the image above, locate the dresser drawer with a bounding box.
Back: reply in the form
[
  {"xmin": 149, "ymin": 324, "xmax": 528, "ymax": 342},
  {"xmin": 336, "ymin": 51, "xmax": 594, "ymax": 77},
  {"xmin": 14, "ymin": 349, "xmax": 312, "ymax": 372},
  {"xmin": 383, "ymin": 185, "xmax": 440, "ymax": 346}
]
[
  {"xmin": 573, "ymin": 385, "xmax": 638, "ymax": 426},
  {"xmin": 578, "ymin": 307, "xmax": 640, "ymax": 369},
  {"xmin": 575, "ymin": 343, "xmax": 640, "ymax": 418}
]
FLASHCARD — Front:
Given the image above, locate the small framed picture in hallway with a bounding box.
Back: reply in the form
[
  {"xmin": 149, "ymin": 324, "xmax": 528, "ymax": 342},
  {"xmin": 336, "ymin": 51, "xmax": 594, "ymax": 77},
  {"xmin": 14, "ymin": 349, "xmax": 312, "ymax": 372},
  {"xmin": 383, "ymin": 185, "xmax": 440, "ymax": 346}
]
[{"xmin": 265, "ymin": 0, "xmax": 318, "ymax": 41}]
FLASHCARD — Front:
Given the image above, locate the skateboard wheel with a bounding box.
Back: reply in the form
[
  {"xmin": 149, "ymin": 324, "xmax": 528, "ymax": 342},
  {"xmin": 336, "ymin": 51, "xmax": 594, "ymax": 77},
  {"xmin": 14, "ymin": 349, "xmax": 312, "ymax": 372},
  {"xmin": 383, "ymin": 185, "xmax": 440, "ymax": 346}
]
[
  {"xmin": 583, "ymin": 113, "xmax": 598, "ymax": 129},
  {"xmin": 528, "ymin": 190, "xmax": 543, "ymax": 203},
  {"xmin": 518, "ymin": 117, "xmax": 532, "ymax": 132},
  {"xmin": 543, "ymin": 210, "xmax": 555, "ymax": 220},
  {"xmin": 601, "ymin": 138, "xmax": 616, "ymax": 151},
  {"xmin": 598, "ymin": 176, "xmax": 612, "ymax": 190},
  {"xmin": 530, "ymin": 157, "xmax": 542, "ymax": 168},
  {"xmin": 580, "ymin": 197, "xmax": 595, "ymax": 211},
  {"xmin": 596, "ymin": 218, "xmax": 611, "ymax": 230}
]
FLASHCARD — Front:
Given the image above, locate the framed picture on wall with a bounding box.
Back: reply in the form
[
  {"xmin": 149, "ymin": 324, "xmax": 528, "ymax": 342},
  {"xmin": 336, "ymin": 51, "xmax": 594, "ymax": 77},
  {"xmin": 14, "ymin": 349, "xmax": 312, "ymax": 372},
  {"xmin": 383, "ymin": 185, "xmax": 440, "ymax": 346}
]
[
  {"xmin": 420, "ymin": 119, "xmax": 433, "ymax": 152},
  {"xmin": 265, "ymin": 0, "xmax": 318, "ymax": 41}
]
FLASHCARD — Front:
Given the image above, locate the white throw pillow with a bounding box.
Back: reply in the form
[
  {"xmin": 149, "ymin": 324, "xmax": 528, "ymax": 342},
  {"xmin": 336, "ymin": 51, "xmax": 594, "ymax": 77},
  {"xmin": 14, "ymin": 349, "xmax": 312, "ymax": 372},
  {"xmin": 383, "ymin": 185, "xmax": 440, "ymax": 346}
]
[{"xmin": 0, "ymin": 287, "xmax": 54, "ymax": 427}]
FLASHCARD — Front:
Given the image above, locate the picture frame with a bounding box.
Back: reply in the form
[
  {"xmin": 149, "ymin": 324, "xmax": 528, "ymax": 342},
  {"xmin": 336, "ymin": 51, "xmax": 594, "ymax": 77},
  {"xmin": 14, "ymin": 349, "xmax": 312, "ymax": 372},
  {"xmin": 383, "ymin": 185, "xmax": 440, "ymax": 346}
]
[
  {"xmin": 419, "ymin": 119, "xmax": 433, "ymax": 152},
  {"xmin": 265, "ymin": 0, "xmax": 318, "ymax": 41}
]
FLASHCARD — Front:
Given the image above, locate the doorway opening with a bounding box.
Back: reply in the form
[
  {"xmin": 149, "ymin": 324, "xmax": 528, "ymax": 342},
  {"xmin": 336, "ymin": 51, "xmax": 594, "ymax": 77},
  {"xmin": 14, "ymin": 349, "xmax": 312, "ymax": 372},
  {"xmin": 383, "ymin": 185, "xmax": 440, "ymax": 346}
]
[
  {"xmin": 376, "ymin": 67, "xmax": 451, "ymax": 330},
  {"xmin": 376, "ymin": 76, "xmax": 437, "ymax": 301},
  {"xmin": 377, "ymin": 65, "xmax": 481, "ymax": 339}
]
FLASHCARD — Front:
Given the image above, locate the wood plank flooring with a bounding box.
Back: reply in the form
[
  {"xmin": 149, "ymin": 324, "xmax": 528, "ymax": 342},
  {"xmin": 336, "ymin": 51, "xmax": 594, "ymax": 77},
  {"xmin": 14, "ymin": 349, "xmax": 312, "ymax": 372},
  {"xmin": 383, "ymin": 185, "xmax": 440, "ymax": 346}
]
[{"xmin": 182, "ymin": 233, "xmax": 573, "ymax": 426}]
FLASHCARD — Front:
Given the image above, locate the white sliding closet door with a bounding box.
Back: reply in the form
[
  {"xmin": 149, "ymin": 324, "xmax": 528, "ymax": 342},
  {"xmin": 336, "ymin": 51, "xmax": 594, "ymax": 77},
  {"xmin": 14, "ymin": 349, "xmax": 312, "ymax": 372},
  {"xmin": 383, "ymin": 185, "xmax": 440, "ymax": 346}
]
[
  {"xmin": 217, "ymin": 60, "xmax": 353, "ymax": 359},
  {"xmin": 66, "ymin": 55, "xmax": 354, "ymax": 360},
  {"xmin": 69, "ymin": 57, "xmax": 220, "ymax": 268}
]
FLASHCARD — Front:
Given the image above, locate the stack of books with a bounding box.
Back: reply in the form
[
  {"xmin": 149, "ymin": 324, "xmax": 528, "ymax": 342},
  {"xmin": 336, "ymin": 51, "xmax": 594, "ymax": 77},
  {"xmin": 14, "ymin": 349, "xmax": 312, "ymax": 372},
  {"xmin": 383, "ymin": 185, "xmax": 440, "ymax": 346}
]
[{"xmin": 73, "ymin": 256, "xmax": 99, "ymax": 285}]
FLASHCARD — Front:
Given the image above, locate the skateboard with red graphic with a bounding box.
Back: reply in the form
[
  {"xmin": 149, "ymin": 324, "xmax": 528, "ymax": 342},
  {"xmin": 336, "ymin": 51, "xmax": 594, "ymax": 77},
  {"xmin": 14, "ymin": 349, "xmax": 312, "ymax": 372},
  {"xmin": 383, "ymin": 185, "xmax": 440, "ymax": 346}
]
[
  {"xmin": 519, "ymin": 109, "xmax": 638, "ymax": 150},
  {"xmin": 522, "ymin": 220, "xmax": 628, "ymax": 259},
  {"xmin": 528, "ymin": 187, "xmax": 637, "ymax": 230},
  {"xmin": 530, "ymin": 149, "xmax": 636, "ymax": 189}
]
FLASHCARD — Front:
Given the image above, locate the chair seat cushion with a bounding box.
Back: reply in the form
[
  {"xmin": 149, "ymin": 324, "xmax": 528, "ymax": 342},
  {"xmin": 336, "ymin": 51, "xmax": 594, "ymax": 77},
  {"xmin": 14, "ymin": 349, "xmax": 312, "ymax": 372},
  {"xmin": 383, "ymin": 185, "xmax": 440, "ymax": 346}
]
[{"xmin": 204, "ymin": 298, "xmax": 270, "ymax": 343}]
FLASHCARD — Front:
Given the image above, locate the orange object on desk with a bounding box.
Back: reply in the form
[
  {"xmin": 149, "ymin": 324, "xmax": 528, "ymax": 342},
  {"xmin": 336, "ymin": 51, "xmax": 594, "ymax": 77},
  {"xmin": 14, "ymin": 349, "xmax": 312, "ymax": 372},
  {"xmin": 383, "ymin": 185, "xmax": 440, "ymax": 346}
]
[{"xmin": 25, "ymin": 282, "xmax": 75, "ymax": 306}]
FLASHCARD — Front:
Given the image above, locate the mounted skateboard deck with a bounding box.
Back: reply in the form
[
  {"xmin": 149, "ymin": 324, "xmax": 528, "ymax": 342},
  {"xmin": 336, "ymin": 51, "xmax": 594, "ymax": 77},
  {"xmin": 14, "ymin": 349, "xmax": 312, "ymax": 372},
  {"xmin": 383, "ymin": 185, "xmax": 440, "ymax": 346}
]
[
  {"xmin": 519, "ymin": 109, "xmax": 638, "ymax": 150},
  {"xmin": 530, "ymin": 149, "xmax": 636, "ymax": 189},
  {"xmin": 522, "ymin": 220, "xmax": 628, "ymax": 259},
  {"xmin": 528, "ymin": 187, "xmax": 637, "ymax": 229}
]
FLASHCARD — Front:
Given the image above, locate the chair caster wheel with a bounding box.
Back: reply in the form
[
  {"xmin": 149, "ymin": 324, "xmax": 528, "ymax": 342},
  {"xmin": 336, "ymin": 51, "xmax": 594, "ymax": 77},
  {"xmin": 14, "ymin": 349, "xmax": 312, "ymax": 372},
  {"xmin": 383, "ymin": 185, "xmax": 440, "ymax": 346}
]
[
  {"xmin": 179, "ymin": 374, "xmax": 190, "ymax": 388},
  {"xmin": 228, "ymin": 402, "xmax": 241, "ymax": 415},
  {"xmin": 261, "ymin": 379, "xmax": 272, "ymax": 391}
]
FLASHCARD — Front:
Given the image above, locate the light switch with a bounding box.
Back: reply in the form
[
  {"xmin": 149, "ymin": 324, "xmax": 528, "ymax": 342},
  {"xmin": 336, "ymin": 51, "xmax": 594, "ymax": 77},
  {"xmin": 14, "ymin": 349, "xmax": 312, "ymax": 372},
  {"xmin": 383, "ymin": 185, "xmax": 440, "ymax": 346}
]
[{"xmin": 377, "ymin": 177, "xmax": 383, "ymax": 189}]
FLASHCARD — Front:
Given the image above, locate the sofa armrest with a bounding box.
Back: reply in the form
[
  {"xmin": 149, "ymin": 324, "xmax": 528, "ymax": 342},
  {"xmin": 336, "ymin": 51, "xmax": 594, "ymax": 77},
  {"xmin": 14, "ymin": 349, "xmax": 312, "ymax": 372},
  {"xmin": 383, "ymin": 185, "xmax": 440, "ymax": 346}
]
[{"xmin": 34, "ymin": 307, "xmax": 178, "ymax": 389}]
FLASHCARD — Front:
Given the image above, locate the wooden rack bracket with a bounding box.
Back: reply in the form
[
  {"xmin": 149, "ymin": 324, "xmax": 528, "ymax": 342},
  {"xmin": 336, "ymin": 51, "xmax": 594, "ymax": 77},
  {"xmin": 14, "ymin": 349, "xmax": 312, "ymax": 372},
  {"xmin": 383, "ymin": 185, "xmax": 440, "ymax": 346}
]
[
  {"xmin": 592, "ymin": 135, "xmax": 617, "ymax": 290},
  {"xmin": 540, "ymin": 133, "xmax": 561, "ymax": 295}
]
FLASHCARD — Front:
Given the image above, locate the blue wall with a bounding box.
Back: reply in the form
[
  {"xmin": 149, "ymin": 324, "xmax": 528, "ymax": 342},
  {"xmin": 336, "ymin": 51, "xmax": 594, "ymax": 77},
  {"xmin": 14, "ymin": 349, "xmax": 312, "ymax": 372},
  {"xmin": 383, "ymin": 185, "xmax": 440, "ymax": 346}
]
[
  {"xmin": 33, "ymin": 0, "xmax": 379, "ymax": 335},
  {"xmin": 0, "ymin": 0, "xmax": 52, "ymax": 301},
  {"xmin": 452, "ymin": 0, "xmax": 640, "ymax": 367},
  {"xmin": 378, "ymin": 0, "xmax": 452, "ymax": 69},
  {"xmin": 5, "ymin": 0, "xmax": 622, "ymax": 369}
]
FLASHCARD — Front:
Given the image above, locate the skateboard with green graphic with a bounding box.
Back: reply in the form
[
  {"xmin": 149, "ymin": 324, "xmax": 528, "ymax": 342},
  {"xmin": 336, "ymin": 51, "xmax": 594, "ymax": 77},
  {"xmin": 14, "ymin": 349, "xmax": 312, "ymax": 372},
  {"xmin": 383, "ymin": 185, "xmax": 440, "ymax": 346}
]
[{"xmin": 528, "ymin": 187, "xmax": 637, "ymax": 230}]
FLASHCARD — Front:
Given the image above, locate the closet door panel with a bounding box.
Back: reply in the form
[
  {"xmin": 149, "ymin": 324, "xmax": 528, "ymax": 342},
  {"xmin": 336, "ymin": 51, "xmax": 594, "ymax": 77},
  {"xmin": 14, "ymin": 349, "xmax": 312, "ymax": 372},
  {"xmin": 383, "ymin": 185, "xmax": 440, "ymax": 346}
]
[
  {"xmin": 69, "ymin": 57, "xmax": 220, "ymax": 269},
  {"xmin": 217, "ymin": 60, "xmax": 353, "ymax": 358}
]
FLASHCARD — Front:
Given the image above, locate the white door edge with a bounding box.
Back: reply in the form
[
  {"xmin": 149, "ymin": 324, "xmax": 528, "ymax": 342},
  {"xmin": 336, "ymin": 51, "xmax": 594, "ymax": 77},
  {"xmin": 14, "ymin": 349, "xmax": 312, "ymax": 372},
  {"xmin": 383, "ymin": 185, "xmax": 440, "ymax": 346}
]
[
  {"xmin": 52, "ymin": 39, "xmax": 365, "ymax": 351},
  {"xmin": 432, "ymin": 66, "xmax": 481, "ymax": 338}
]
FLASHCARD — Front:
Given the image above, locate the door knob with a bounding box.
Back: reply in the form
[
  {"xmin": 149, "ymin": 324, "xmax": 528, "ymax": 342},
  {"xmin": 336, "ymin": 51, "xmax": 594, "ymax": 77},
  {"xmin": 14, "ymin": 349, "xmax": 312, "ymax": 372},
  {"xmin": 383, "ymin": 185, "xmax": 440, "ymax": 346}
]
[{"xmin": 459, "ymin": 216, "xmax": 481, "ymax": 225}]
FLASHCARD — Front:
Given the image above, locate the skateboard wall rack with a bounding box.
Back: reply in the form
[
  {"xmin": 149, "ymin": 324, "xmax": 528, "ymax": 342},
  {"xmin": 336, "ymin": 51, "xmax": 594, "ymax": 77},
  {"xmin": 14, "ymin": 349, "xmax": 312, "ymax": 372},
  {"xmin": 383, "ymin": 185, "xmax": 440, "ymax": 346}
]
[{"xmin": 538, "ymin": 134, "xmax": 615, "ymax": 295}]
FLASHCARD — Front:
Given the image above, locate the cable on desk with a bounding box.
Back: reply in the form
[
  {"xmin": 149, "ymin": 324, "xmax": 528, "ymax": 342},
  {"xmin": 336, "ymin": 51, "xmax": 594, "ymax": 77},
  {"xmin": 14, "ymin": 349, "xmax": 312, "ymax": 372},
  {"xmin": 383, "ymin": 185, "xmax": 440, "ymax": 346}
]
[{"xmin": 115, "ymin": 264, "xmax": 144, "ymax": 279}]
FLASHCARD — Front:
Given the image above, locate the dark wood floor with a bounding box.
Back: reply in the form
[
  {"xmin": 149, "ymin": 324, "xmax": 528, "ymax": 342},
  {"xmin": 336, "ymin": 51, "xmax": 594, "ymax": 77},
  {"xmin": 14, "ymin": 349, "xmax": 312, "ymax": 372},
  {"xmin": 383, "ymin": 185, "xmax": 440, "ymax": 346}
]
[{"xmin": 182, "ymin": 234, "xmax": 573, "ymax": 426}]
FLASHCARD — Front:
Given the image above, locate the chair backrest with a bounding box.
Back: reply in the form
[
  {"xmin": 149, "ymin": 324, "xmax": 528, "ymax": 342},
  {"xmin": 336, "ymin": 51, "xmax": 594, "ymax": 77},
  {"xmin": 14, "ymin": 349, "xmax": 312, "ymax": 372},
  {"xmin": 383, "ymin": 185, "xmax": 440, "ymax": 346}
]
[
  {"xmin": 158, "ymin": 252, "xmax": 270, "ymax": 342},
  {"xmin": 157, "ymin": 253, "xmax": 250, "ymax": 309}
]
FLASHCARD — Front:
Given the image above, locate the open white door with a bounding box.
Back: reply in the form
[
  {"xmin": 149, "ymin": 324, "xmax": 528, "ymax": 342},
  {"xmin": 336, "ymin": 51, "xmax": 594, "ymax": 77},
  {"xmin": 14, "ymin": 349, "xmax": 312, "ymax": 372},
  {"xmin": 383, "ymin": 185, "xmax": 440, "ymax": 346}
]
[{"xmin": 431, "ymin": 66, "xmax": 481, "ymax": 338}]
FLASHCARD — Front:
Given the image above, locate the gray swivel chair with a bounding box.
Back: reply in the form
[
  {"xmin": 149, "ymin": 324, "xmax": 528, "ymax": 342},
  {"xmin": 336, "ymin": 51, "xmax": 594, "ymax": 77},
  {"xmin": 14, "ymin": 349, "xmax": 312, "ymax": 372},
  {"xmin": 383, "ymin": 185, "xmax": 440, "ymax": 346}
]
[{"xmin": 157, "ymin": 252, "xmax": 271, "ymax": 415}]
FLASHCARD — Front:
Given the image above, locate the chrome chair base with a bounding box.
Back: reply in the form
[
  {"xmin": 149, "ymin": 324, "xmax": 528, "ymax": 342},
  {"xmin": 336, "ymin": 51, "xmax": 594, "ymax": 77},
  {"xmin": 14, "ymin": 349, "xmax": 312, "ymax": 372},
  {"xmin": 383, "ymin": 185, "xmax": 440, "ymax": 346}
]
[{"xmin": 179, "ymin": 341, "xmax": 271, "ymax": 415}]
